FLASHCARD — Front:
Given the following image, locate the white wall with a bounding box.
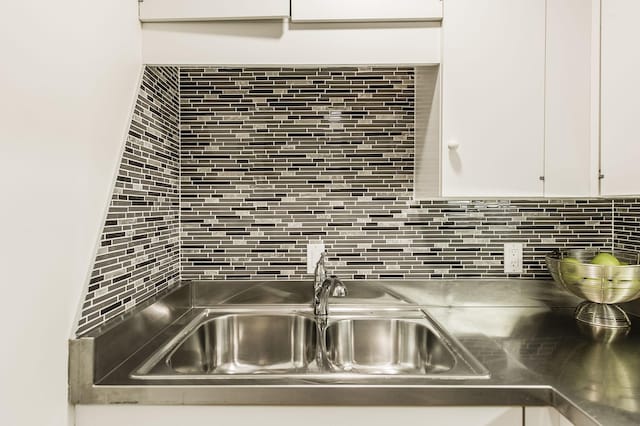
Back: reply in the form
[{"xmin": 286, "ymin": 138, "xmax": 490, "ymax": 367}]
[{"xmin": 0, "ymin": 1, "xmax": 142, "ymax": 425}]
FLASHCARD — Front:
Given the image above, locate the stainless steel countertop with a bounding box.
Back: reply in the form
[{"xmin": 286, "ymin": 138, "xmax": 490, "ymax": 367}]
[{"xmin": 69, "ymin": 280, "xmax": 640, "ymax": 426}]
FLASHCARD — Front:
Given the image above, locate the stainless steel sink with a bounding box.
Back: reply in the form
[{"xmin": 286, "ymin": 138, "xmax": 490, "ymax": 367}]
[
  {"xmin": 132, "ymin": 308, "xmax": 488, "ymax": 381},
  {"xmin": 324, "ymin": 318, "xmax": 455, "ymax": 374}
]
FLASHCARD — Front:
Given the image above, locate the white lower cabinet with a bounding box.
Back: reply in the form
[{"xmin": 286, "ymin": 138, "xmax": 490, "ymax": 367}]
[
  {"xmin": 76, "ymin": 405, "xmax": 523, "ymax": 426},
  {"xmin": 76, "ymin": 405, "xmax": 576, "ymax": 425},
  {"xmin": 525, "ymin": 407, "xmax": 574, "ymax": 426}
]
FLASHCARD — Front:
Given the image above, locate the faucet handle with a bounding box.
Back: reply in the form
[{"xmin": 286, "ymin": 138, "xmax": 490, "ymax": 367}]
[
  {"xmin": 326, "ymin": 275, "xmax": 347, "ymax": 297},
  {"xmin": 331, "ymin": 283, "xmax": 347, "ymax": 297}
]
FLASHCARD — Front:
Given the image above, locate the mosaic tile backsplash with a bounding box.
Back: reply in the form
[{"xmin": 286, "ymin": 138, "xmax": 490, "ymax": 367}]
[
  {"xmin": 179, "ymin": 67, "xmax": 613, "ymax": 281},
  {"xmin": 77, "ymin": 65, "xmax": 639, "ymax": 335},
  {"xmin": 77, "ymin": 66, "xmax": 180, "ymax": 335},
  {"xmin": 615, "ymin": 198, "xmax": 640, "ymax": 254}
]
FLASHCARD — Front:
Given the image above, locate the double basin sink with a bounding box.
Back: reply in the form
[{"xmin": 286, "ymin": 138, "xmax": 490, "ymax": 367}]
[{"xmin": 132, "ymin": 308, "xmax": 488, "ymax": 380}]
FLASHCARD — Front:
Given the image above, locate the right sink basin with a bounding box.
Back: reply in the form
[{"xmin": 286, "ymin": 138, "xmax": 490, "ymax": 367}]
[
  {"xmin": 321, "ymin": 310, "xmax": 489, "ymax": 380},
  {"xmin": 324, "ymin": 318, "xmax": 456, "ymax": 375}
]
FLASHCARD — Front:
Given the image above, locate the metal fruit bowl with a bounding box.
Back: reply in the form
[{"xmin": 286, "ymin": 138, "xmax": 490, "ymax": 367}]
[{"xmin": 546, "ymin": 249, "xmax": 640, "ymax": 328}]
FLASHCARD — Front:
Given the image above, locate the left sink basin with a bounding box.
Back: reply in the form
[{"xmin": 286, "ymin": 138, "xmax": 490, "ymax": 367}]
[
  {"xmin": 169, "ymin": 314, "xmax": 317, "ymax": 374},
  {"xmin": 133, "ymin": 311, "xmax": 318, "ymax": 378}
]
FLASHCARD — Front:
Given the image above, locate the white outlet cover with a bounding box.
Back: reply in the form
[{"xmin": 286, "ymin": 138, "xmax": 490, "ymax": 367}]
[
  {"xmin": 307, "ymin": 242, "xmax": 325, "ymax": 274},
  {"xmin": 504, "ymin": 243, "xmax": 523, "ymax": 274}
]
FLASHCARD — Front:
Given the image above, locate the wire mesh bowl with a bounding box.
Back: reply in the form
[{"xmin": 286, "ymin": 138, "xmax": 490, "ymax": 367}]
[{"xmin": 546, "ymin": 249, "xmax": 640, "ymax": 328}]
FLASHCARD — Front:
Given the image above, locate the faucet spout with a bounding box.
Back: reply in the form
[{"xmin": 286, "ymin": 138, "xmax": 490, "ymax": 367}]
[
  {"xmin": 314, "ymin": 275, "xmax": 347, "ymax": 317},
  {"xmin": 312, "ymin": 252, "xmax": 347, "ymax": 317}
]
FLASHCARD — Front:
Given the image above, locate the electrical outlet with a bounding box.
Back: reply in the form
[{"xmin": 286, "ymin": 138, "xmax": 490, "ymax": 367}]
[
  {"xmin": 504, "ymin": 243, "xmax": 523, "ymax": 274},
  {"xmin": 307, "ymin": 242, "xmax": 325, "ymax": 274}
]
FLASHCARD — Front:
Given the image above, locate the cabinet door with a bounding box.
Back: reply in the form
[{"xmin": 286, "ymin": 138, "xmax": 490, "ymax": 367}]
[
  {"xmin": 525, "ymin": 407, "xmax": 574, "ymax": 426},
  {"xmin": 601, "ymin": 0, "xmax": 640, "ymax": 196},
  {"xmin": 77, "ymin": 406, "xmax": 523, "ymax": 426},
  {"xmin": 442, "ymin": 0, "xmax": 545, "ymax": 197},
  {"xmin": 139, "ymin": 0, "xmax": 289, "ymax": 22},
  {"xmin": 544, "ymin": 0, "xmax": 599, "ymax": 197},
  {"xmin": 290, "ymin": 0, "xmax": 442, "ymax": 22}
]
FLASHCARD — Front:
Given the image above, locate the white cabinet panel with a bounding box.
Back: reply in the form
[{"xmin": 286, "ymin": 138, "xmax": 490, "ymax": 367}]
[
  {"xmin": 142, "ymin": 21, "xmax": 441, "ymax": 65},
  {"xmin": 291, "ymin": 0, "xmax": 442, "ymax": 22},
  {"xmin": 525, "ymin": 407, "xmax": 574, "ymax": 426},
  {"xmin": 77, "ymin": 405, "xmax": 523, "ymax": 426},
  {"xmin": 441, "ymin": 0, "xmax": 545, "ymax": 197},
  {"xmin": 601, "ymin": 0, "xmax": 640, "ymax": 196},
  {"xmin": 139, "ymin": 0, "xmax": 289, "ymax": 22},
  {"xmin": 544, "ymin": 0, "xmax": 598, "ymax": 197}
]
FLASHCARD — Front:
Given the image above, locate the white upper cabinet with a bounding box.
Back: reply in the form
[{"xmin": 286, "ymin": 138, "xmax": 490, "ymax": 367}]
[
  {"xmin": 290, "ymin": 0, "xmax": 443, "ymax": 23},
  {"xmin": 441, "ymin": 0, "xmax": 545, "ymax": 197},
  {"xmin": 544, "ymin": 0, "xmax": 599, "ymax": 197},
  {"xmin": 139, "ymin": 0, "xmax": 289, "ymax": 22},
  {"xmin": 439, "ymin": 0, "xmax": 599, "ymax": 198},
  {"xmin": 601, "ymin": 0, "xmax": 640, "ymax": 196}
]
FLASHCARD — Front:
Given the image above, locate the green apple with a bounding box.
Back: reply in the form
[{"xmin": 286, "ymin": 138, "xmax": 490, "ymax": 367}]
[
  {"xmin": 560, "ymin": 257, "xmax": 583, "ymax": 283},
  {"xmin": 590, "ymin": 252, "xmax": 621, "ymax": 266}
]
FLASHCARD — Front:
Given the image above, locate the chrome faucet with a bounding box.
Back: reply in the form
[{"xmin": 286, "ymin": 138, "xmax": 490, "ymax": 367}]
[{"xmin": 313, "ymin": 252, "xmax": 347, "ymax": 317}]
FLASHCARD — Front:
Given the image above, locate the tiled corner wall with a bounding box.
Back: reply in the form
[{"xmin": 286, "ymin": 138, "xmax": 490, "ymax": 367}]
[
  {"xmin": 77, "ymin": 65, "xmax": 637, "ymax": 336},
  {"xmin": 76, "ymin": 66, "xmax": 181, "ymax": 336},
  {"xmin": 614, "ymin": 198, "xmax": 640, "ymax": 253},
  {"xmin": 179, "ymin": 66, "xmax": 613, "ymax": 281}
]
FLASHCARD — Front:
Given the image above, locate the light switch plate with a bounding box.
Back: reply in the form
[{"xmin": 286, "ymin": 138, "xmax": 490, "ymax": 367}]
[
  {"xmin": 307, "ymin": 242, "xmax": 325, "ymax": 274},
  {"xmin": 504, "ymin": 243, "xmax": 523, "ymax": 274}
]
